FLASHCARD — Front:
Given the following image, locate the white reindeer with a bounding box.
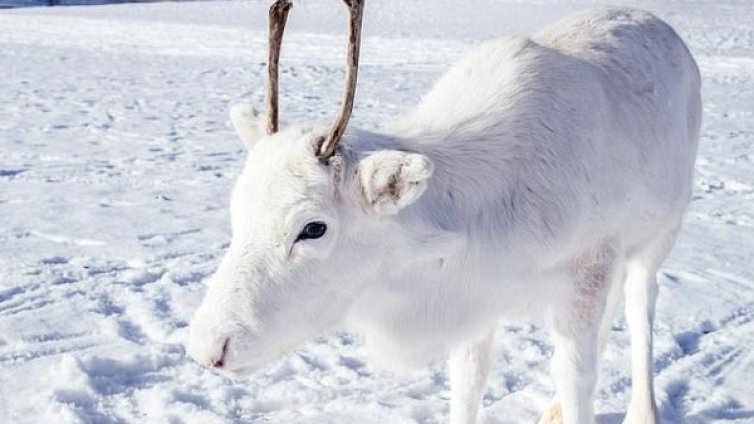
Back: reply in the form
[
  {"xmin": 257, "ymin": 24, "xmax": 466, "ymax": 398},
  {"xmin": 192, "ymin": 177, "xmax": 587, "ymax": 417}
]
[{"xmin": 187, "ymin": 1, "xmax": 701, "ymax": 423}]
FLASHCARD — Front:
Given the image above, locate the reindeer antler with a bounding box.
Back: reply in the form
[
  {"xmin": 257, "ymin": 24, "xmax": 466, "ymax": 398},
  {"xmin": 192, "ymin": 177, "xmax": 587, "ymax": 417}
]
[
  {"xmin": 266, "ymin": 0, "xmax": 293, "ymax": 135},
  {"xmin": 318, "ymin": 0, "xmax": 365, "ymax": 160}
]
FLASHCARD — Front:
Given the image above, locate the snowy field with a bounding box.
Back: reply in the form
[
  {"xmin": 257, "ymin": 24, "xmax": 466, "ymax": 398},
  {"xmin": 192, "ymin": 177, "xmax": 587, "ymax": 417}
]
[{"xmin": 0, "ymin": 0, "xmax": 752, "ymax": 423}]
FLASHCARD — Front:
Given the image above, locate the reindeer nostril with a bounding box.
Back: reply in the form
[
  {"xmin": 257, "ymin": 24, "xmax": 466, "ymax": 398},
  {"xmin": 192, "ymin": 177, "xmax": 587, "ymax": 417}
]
[{"xmin": 210, "ymin": 338, "xmax": 229, "ymax": 368}]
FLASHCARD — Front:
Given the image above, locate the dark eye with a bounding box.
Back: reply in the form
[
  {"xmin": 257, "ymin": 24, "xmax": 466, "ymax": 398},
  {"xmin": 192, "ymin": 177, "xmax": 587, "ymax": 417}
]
[{"xmin": 297, "ymin": 221, "xmax": 327, "ymax": 241}]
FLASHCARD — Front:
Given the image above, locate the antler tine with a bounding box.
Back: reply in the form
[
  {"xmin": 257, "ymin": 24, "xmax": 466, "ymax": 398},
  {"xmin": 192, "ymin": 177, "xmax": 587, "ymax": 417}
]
[
  {"xmin": 318, "ymin": 0, "xmax": 365, "ymax": 160},
  {"xmin": 266, "ymin": 0, "xmax": 293, "ymax": 135}
]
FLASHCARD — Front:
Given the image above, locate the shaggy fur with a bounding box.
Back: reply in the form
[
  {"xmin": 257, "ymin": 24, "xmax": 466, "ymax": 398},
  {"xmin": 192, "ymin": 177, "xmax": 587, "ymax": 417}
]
[{"xmin": 188, "ymin": 7, "xmax": 701, "ymax": 424}]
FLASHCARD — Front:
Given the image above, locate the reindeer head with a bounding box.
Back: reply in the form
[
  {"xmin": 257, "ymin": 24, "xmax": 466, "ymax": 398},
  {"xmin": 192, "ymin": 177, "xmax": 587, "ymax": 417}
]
[{"xmin": 187, "ymin": 0, "xmax": 437, "ymax": 375}]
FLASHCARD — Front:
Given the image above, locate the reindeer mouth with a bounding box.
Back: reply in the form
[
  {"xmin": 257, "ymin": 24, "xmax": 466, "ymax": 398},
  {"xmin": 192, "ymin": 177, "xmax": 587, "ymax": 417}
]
[
  {"xmin": 210, "ymin": 339, "xmax": 268, "ymax": 378},
  {"xmin": 210, "ymin": 338, "xmax": 229, "ymax": 368}
]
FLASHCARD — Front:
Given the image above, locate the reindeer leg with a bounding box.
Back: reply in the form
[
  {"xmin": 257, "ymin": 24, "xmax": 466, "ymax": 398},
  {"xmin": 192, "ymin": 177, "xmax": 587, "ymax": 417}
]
[
  {"xmin": 542, "ymin": 245, "xmax": 617, "ymax": 424},
  {"xmin": 448, "ymin": 330, "xmax": 495, "ymax": 424},
  {"xmin": 547, "ymin": 316, "xmax": 601, "ymax": 424},
  {"xmin": 622, "ymin": 229, "xmax": 678, "ymax": 424},
  {"xmin": 540, "ymin": 258, "xmax": 626, "ymax": 424}
]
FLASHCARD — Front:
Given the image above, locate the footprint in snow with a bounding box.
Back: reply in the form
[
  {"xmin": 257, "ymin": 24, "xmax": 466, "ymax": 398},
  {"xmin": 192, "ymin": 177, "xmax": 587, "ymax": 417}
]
[
  {"xmin": 40, "ymin": 256, "xmax": 70, "ymax": 265},
  {"xmin": 0, "ymin": 168, "xmax": 25, "ymax": 177}
]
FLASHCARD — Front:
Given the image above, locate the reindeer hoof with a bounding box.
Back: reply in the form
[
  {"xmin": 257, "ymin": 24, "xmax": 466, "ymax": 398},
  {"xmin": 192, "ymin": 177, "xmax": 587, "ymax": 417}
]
[
  {"xmin": 538, "ymin": 402, "xmax": 563, "ymax": 424},
  {"xmin": 622, "ymin": 407, "xmax": 659, "ymax": 424}
]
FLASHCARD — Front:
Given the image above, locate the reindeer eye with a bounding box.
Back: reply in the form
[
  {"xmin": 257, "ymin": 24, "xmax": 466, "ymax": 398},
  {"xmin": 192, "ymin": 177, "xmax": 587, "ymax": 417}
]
[{"xmin": 297, "ymin": 221, "xmax": 327, "ymax": 241}]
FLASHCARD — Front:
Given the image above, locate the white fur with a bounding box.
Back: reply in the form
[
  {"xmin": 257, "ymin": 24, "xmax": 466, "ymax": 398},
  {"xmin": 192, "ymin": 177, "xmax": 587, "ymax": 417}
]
[
  {"xmin": 229, "ymin": 101, "xmax": 264, "ymax": 147},
  {"xmin": 188, "ymin": 7, "xmax": 701, "ymax": 424}
]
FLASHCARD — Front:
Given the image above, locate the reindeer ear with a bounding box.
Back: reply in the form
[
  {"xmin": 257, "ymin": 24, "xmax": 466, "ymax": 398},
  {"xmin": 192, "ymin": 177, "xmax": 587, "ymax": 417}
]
[
  {"xmin": 357, "ymin": 151, "xmax": 434, "ymax": 215},
  {"xmin": 230, "ymin": 102, "xmax": 265, "ymax": 148}
]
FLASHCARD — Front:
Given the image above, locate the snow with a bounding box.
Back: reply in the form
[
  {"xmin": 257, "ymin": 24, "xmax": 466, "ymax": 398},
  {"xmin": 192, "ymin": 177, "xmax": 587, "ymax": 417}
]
[{"xmin": 0, "ymin": 0, "xmax": 752, "ymax": 423}]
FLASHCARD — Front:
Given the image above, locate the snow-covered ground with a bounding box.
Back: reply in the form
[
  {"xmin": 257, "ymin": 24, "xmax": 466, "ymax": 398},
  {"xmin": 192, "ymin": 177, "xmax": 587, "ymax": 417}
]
[{"xmin": 0, "ymin": 1, "xmax": 752, "ymax": 423}]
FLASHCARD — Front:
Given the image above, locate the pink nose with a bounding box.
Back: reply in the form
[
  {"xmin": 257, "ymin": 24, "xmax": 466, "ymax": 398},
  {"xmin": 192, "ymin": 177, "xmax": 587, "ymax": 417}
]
[{"xmin": 211, "ymin": 338, "xmax": 229, "ymax": 368}]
